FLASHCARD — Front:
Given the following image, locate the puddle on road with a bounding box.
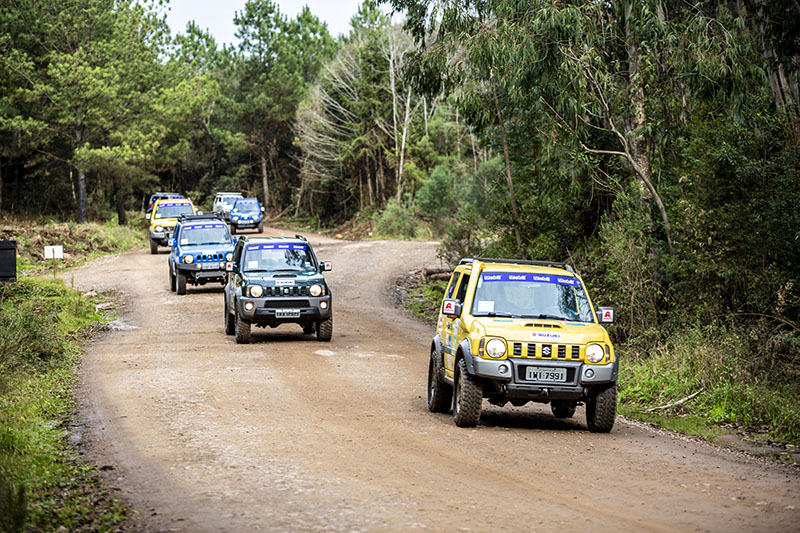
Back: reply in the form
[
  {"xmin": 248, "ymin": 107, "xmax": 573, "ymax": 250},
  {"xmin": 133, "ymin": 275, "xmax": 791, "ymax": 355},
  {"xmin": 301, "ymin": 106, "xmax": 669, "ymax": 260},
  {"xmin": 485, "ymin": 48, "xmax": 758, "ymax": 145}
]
[{"xmin": 108, "ymin": 320, "xmax": 140, "ymax": 331}]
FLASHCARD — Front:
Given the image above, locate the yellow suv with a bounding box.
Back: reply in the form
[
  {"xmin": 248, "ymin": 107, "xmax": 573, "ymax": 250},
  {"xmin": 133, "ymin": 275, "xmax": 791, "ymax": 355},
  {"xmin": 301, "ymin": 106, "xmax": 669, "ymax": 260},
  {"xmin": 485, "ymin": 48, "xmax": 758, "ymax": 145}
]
[
  {"xmin": 427, "ymin": 258, "xmax": 618, "ymax": 432},
  {"xmin": 149, "ymin": 198, "xmax": 197, "ymax": 254}
]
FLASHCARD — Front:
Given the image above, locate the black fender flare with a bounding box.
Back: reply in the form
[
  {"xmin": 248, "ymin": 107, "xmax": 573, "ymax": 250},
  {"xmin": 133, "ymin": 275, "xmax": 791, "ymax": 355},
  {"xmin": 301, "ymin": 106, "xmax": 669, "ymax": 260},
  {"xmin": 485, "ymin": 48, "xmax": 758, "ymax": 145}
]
[
  {"xmin": 431, "ymin": 334, "xmax": 445, "ymax": 365},
  {"xmin": 457, "ymin": 338, "xmax": 477, "ymax": 375}
]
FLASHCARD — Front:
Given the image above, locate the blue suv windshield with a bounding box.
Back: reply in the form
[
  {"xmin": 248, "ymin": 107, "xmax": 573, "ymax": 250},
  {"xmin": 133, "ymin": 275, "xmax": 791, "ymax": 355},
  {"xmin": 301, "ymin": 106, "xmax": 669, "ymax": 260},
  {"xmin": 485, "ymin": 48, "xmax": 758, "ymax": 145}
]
[
  {"xmin": 179, "ymin": 224, "xmax": 231, "ymax": 245},
  {"xmin": 470, "ymin": 272, "xmax": 594, "ymax": 322},
  {"xmin": 243, "ymin": 244, "xmax": 315, "ymax": 272},
  {"xmin": 233, "ymin": 201, "xmax": 260, "ymax": 214}
]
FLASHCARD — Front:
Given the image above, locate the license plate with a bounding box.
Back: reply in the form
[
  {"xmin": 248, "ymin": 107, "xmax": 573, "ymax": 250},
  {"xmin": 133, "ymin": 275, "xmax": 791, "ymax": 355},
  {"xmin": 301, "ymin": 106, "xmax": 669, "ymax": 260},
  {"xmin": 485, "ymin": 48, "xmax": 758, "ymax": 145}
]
[
  {"xmin": 276, "ymin": 309, "xmax": 300, "ymax": 318},
  {"xmin": 201, "ymin": 262, "xmax": 219, "ymax": 270},
  {"xmin": 525, "ymin": 366, "xmax": 567, "ymax": 382}
]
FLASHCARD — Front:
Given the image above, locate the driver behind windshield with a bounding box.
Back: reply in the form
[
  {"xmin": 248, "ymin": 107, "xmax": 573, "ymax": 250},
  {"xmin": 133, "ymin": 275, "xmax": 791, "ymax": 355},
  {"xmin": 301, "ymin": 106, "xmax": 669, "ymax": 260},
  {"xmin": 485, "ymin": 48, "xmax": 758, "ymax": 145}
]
[
  {"xmin": 471, "ymin": 272, "xmax": 594, "ymax": 322},
  {"xmin": 179, "ymin": 224, "xmax": 231, "ymax": 246},
  {"xmin": 243, "ymin": 244, "xmax": 316, "ymax": 272}
]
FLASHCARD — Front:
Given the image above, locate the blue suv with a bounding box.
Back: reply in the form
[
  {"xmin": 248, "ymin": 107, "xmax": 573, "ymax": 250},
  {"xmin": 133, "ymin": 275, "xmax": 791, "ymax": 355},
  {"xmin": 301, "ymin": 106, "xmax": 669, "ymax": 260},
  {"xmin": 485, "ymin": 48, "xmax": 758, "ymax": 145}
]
[
  {"xmin": 229, "ymin": 197, "xmax": 264, "ymax": 234},
  {"xmin": 168, "ymin": 214, "xmax": 235, "ymax": 295}
]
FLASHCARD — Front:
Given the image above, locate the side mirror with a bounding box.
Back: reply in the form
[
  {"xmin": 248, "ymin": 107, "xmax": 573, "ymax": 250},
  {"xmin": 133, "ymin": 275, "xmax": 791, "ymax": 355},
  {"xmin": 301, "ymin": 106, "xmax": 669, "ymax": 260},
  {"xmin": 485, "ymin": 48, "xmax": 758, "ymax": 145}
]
[
  {"xmin": 225, "ymin": 262, "xmax": 233, "ymax": 272},
  {"xmin": 168, "ymin": 239, "xmax": 174, "ymax": 247},
  {"xmin": 321, "ymin": 261, "xmax": 332, "ymax": 271},
  {"xmin": 197, "ymin": 210, "xmax": 203, "ymax": 215},
  {"xmin": 261, "ymin": 207, "xmax": 265, "ymax": 213},
  {"xmin": 233, "ymin": 236, "xmax": 239, "ymax": 243},
  {"xmin": 442, "ymin": 298, "xmax": 461, "ymax": 317},
  {"xmin": 596, "ymin": 307, "xmax": 615, "ymax": 324},
  {"xmin": 143, "ymin": 213, "xmax": 150, "ymax": 219}
]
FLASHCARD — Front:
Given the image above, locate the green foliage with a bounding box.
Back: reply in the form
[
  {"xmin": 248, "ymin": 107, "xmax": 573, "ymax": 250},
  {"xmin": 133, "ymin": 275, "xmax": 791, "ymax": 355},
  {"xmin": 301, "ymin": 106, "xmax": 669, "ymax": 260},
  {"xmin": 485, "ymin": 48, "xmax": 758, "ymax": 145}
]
[
  {"xmin": 407, "ymin": 279, "xmax": 447, "ymax": 323},
  {"xmin": 0, "ymin": 275, "xmax": 127, "ymax": 530},
  {"xmin": 416, "ymin": 163, "xmax": 455, "ymax": 221},
  {"xmin": 371, "ymin": 197, "xmax": 430, "ymax": 240}
]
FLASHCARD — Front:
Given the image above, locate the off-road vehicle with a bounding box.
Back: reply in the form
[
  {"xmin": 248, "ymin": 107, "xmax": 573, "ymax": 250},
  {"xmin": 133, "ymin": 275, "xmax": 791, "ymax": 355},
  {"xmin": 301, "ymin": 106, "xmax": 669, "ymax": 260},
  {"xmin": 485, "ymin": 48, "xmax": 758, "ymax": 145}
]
[
  {"xmin": 149, "ymin": 198, "xmax": 197, "ymax": 254},
  {"xmin": 229, "ymin": 197, "xmax": 264, "ymax": 234},
  {"xmin": 223, "ymin": 235, "xmax": 333, "ymax": 343},
  {"xmin": 427, "ymin": 258, "xmax": 618, "ymax": 432},
  {"xmin": 168, "ymin": 214, "xmax": 235, "ymax": 295},
  {"xmin": 213, "ymin": 192, "xmax": 243, "ymax": 221}
]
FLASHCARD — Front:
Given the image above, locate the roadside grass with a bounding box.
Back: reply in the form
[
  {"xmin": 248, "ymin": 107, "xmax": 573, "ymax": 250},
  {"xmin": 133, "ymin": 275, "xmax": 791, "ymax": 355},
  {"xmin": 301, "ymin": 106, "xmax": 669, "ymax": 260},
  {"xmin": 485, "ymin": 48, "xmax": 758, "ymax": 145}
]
[
  {"xmin": 619, "ymin": 324, "xmax": 800, "ymax": 446},
  {"xmin": 0, "ymin": 219, "xmax": 143, "ymax": 531},
  {"xmin": 0, "ymin": 276, "xmax": 128, "ymax": 531},
  {"xmin": 399, "ymin": 276, "xmax": 800, "ymax": 449},
  {"xmin": 0, "ymin": 217, "xmax": 148, "ymax": 275}
]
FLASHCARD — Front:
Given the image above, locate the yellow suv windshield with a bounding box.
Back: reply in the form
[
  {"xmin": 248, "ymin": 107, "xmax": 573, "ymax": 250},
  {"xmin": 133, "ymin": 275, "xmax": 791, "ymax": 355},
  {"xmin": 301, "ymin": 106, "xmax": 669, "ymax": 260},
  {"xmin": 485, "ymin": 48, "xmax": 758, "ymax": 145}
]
[
  {"xmin": 471, "ymin": 272, "xmax": 594, "ymax": 322},
  {"xmin": 154, "ymin": 203, "xmax": 194, "ymax": 219}
]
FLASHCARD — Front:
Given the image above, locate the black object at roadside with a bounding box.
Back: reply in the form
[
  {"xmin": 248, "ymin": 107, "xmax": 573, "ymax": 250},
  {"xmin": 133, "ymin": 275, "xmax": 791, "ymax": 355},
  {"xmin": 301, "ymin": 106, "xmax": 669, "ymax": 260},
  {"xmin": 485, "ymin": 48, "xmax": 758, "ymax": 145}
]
[{"xmin": 0, "ymin": 240, "xmax": 17, "ymax": 282}]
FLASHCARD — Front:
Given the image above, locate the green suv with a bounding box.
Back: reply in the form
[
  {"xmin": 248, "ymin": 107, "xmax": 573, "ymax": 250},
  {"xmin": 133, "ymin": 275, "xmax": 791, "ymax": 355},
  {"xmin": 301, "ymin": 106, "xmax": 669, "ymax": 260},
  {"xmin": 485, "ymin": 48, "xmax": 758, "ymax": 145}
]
[{"xmin": 223, "ymin": 235, "xmax": 333, "ymax": 343}]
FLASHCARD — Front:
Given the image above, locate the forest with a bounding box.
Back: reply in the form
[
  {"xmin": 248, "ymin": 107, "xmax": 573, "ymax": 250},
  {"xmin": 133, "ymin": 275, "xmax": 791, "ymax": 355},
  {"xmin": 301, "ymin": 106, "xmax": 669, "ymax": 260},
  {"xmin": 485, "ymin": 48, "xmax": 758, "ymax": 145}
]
[{"xmin": 1, "ymin": 0, "xmax": 799, "ymax": 441}]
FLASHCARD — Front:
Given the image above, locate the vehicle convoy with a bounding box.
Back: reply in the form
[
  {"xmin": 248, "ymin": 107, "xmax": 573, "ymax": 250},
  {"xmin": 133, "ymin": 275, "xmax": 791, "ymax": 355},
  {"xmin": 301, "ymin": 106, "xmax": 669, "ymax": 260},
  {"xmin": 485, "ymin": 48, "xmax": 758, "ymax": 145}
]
[
  {"xmin": 213, "ymin": 192, "xmax": 243, "ymax": 221},
  {"xmin": 427, "ymin": 258, "xmax": 618, "ymax": 431},
  {"xmin": 224, "ymin": 235, "xmax": 333, "ymax": 344},
  {"xmin": 229, "ymin": 197, "xmax": 265, "ymax": 234},
  {"xmin": 168, "ymin": 214, "xmax": 235, "ymax": 295},
  {"xmin": 149, "ymin": 198, "xmax": 197, "ymax": 254}
]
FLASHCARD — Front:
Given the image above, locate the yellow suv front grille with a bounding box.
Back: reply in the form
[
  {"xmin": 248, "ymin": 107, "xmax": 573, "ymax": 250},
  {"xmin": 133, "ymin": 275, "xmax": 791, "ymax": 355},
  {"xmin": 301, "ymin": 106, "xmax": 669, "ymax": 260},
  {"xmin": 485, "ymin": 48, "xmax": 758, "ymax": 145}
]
[{"xmin": 512, "ymin": 342, "xmax": 582, "ymax": 361}]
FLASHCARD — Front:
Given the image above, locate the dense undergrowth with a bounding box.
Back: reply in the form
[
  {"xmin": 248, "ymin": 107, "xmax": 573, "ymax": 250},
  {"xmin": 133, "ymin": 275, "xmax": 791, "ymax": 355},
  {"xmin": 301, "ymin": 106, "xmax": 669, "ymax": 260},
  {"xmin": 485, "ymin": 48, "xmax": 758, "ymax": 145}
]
[{"xmin": 0, "ymin": 219, "xmax": 142, "ymax": 531}]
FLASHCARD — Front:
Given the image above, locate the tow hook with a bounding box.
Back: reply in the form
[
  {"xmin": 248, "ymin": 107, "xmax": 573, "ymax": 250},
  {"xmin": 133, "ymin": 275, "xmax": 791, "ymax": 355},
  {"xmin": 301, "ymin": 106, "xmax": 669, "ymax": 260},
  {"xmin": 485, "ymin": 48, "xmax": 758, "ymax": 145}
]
[{"xmin": 542, "ymin": 387, "xmax": 550, "ymax": 397}]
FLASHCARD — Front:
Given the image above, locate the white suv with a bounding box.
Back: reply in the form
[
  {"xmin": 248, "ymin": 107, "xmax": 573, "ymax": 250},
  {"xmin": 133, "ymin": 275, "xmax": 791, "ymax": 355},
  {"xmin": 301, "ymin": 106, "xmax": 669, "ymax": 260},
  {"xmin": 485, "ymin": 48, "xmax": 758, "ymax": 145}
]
[{"xmin": 213, "ymin": 192, "xmax": 243, "ymax": 221}]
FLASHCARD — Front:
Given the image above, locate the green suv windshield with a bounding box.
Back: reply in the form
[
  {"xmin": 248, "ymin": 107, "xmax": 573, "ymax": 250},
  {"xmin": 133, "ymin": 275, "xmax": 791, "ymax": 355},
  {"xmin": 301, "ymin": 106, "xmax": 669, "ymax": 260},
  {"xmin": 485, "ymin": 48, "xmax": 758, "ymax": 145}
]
[
  {"xmin": 180, "ymin": 224, "xmax": 231, "ymax": 246},
  {"xmin": 243, "ymin": 244, "xmax": 316, "ymax": 272},
  {"xmin": 470, "ymin": 272, "xmax": 594, "ymax": 322}
]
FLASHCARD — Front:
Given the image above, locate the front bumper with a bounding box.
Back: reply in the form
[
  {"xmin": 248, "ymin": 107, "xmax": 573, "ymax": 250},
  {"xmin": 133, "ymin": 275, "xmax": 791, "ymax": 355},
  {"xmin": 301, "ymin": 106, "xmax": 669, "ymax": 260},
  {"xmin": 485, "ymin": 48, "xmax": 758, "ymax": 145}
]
[
  {"xmin": 176, "ymin": 262, "xmax": 227, "ymax": 280},
  {"xmin": 473, "ymin": 357, "xmax": 617, "ymax": 401},
  {"xmin": 231, "ymin": 219, "xmax": 261, "ymax": 229},
  {"xmin": 238, "ymin": 294, "xmax": 332, "ymax": 324}
]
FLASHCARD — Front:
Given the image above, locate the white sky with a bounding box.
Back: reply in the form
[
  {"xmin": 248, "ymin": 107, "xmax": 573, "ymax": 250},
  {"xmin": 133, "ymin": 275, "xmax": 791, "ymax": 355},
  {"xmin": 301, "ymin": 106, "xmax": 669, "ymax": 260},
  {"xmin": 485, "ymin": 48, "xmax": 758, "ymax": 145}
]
[{"xmin": 164, "ymin": 0, "xmax": 370, "ymax": 45}]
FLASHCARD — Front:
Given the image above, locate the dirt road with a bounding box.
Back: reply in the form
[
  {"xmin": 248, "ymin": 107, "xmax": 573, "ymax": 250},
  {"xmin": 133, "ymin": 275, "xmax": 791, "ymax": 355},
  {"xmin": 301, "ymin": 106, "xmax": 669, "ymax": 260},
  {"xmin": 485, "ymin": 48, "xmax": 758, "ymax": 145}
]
[{"xmin": 69, "ymin": 229, "xmax": 799, "ymax": 532}]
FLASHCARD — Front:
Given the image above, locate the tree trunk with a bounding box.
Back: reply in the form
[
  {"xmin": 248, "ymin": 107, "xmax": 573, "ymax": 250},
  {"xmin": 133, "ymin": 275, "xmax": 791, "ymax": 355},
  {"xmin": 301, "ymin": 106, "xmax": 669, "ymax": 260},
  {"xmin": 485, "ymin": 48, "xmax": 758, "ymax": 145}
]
[
  {"xmin": 0, "ymin": 157, "xmax": 3, "ymax": 216},
  {"xmin": 490, "ymin": 71, "xmax": 522, "ymax": 249},
  {"xmin": 77, "ymin": 166, "xmax": 88, "ymax": 222},
  {"xmin": 260, "ymin": 143, "xmax": 270, "ymax": 217},
  {"xmin": 396, "ymin": 90, "xmax": 412, "ymax": 202},
  {"xmin": 116, "ymin": 184, "xmax": 128, "ymax": 225}
]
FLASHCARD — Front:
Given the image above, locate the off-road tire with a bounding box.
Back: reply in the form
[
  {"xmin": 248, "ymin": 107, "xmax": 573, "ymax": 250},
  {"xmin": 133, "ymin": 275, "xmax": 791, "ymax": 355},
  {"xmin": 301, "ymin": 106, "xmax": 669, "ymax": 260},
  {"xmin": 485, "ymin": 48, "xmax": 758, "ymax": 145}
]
[
  {"xmin": 453, "ymin": 358, "xmax": 482, "ymax": 427},
  {"xmin": 176, "ymin": 271, "xmax": 187, "ymax": 295},
  {"xmin": 551, "ymin": 400, "xmax": 577, "ymax": 419},
  {"xmin": 150, "ymin": 239, "xmax": 158, "ymax": 254},
  {"xmin": 427, "ymin": 351, "xmax": 452, "ymax": 413},
  {"xmin": 586, "ymin": 384, "xmax": 617, "ymax": 433},
  {"xmin": 234, "ymin": 306, "xmax": 251, "ymax": 344},
  {"xmin": 224, "ymin": 297, "xmax": 235, "ymax": 335},
  {"xmin": 317, "ymin": 316, "xmax": 333, "ymax": 341},
  {"xmin": 258, "ymin": 221, "xmax": 264, "ymax": 233},
  {"xmin": 169, "ymin": 267, "xmax": 176, "ymax": 292}
]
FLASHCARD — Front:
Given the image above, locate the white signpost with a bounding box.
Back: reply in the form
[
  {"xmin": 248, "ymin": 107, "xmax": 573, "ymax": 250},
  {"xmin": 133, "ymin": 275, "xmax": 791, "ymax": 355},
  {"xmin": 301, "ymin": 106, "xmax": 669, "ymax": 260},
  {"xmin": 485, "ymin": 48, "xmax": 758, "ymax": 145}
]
[{"xmin": 44, "ymin": 245, "xmax": 64, "ymax": 277}]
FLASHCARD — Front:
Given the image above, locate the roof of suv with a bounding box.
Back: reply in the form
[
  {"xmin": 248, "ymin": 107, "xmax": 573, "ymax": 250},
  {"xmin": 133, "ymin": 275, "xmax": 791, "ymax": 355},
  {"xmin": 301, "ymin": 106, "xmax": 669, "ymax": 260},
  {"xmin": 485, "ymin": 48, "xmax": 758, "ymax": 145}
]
[{"xmin": 239, "ymin": 234, "xmax": 309, "ymax": 246}]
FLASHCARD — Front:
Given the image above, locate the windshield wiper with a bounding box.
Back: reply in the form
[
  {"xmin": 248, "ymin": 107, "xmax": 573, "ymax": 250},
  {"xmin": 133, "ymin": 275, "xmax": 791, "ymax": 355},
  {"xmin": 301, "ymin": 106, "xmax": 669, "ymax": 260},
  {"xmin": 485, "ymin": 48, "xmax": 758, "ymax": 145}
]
[
  {"xmin": 517, "ymin": 313, "xmax": 570, "ymax": 321},
  {"xmin": 271, "ymin": 268, "xmax": 302, "ymax": 273}
]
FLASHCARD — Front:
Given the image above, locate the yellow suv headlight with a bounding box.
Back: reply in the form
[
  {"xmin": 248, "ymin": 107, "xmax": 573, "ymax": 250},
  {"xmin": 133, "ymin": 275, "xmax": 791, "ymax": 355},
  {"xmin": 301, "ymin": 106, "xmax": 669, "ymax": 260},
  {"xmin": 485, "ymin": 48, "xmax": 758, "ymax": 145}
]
[
  {"xmin": 248, "ymin": 285, "xmax": 263, "ymax": 298},
  {"xmin": 586, "ymin": 343, "xmax": 605, "ymax": 363},
  {"xmin": 485, "ymin": 338, "xmax": 507, "ymax": 359}
]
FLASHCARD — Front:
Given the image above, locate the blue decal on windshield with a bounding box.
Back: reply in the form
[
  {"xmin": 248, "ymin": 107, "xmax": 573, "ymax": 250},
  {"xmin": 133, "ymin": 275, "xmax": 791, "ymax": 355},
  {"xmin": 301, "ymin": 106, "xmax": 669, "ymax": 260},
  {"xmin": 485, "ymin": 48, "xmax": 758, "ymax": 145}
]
[
  {"xmin": 481, "ymin": 273, "xmax": 579, "ymax": 286},
  {"xmin": 184, "ymin": 224, "xmax": 226, "ymax": 230},
  {"xmin": 160, "ymin": 202, "xmax": 191, "ymax": 207},
  {"xmin": 246, "ymin": 244, "xmax": 306, "ymax": 251}
]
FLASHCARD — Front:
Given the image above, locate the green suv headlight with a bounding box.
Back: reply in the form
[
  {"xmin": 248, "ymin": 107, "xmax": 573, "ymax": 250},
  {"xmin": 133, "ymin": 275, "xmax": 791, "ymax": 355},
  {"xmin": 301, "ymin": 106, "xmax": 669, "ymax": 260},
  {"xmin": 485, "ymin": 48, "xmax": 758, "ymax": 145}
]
[
  {"xmin": 586, "ymin": 343, "xmax": 605, "ymax": 363},
  {"xmin": 182, "ymin": 255, "xmax": 194, "ymax": 264},
  {"xmin": 485, "ymin": 338, "xmax": 507, "ymax": 359},
  {"xmin": 248, "ymin": 285, "xmax": 263, "ymax": 298},
  {"xmin": 309, "ymin": 284, "xmax": 324, "ymax": 297}
]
